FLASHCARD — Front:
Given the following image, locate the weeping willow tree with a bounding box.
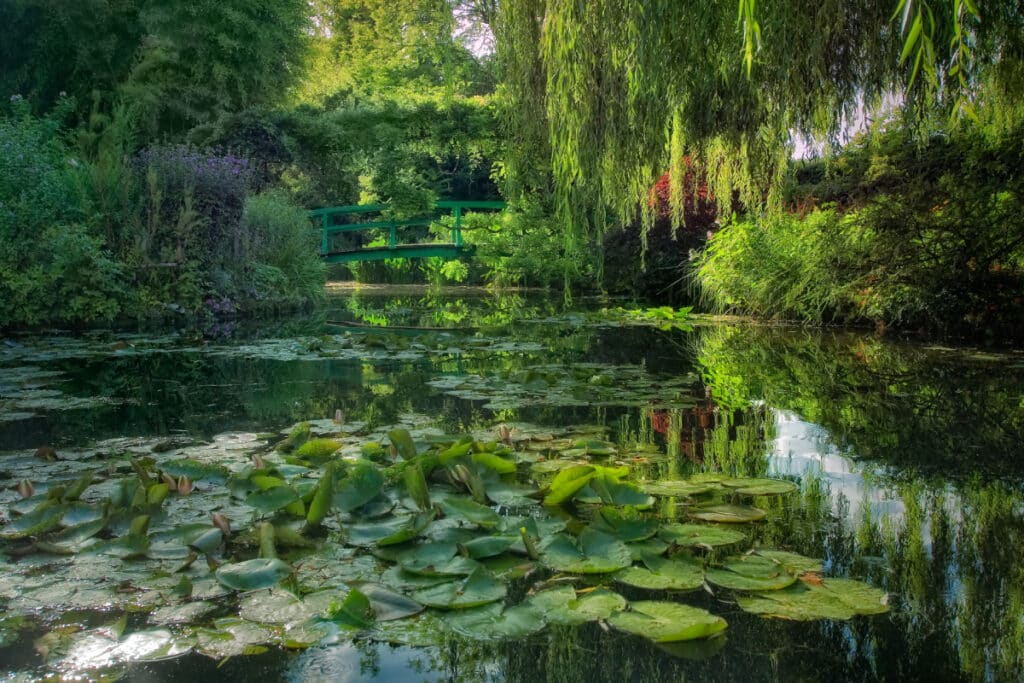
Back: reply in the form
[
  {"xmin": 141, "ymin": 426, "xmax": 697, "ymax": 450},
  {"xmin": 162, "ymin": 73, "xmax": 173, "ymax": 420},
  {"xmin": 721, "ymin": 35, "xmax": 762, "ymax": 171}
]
[{"xmin": 494, "ymin": 0, "xmax": 1024, "ymax": 244}]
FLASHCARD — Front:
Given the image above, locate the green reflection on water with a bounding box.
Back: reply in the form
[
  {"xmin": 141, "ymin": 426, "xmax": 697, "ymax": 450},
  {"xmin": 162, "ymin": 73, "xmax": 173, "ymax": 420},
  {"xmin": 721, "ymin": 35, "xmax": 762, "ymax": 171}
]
[{"xmin": 0, "ymin": 291, "xmax": 1022, "ymax": 681}]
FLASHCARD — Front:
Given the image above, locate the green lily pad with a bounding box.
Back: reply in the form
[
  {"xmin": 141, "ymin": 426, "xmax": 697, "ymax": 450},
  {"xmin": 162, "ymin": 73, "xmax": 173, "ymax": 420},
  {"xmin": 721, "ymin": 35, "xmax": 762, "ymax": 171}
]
[
  {"xmin": 216, "ymin": 558, "xmax": 292, "ymax": 591},
  {"xmin": 658, "ymin": 523, "xmax": 747, "ymax": 548},
  {"xmin": 542, "ymin": 465, "xmax": 595, "ymax": 506},
  {"xmin": 591, "ymin": 507, "xmax": 660, "ymax": 542},
  {"xmin": 640, "ymin": 480, "xmax": 719, "ymax": 497},
  {"xmin": 245, "ymin": 485, "xmax": 300, "ymax": 513},
  {"xmin": 705, "ymin": 554, "xmax": 797, "ymax": 591},
  {"xmin": 524, "ymin": 587, "xmax": 627, "ymax": 625},
  {"xmin": 689, "ymin": 504, "xmax": 767, "ymax": 523},
  {"xmin": 721, "ymin": 478, "xmax": 799, "ymax": 496},
  {"xmin": 438, "ymin": 496, "xmax": 501, "ymax": 528},
  {"xmin": 411, "ymin": 567, "xmax": 507, "ymax": 609},
  {"xmin": 333, "ymin": 461, "xmax": 385, "ymax": 512},
  {"xmin": 388, "ymin": 429, "xmax": 417, "ymax": 460},
  {"xmin": 347, "ymin": 512, "xmax": 434, "ymax": 547},
  {"xmin": 736, "ymin": 578, "xmax": 888, "ymax": 620},
  {"xmin": 541, "ymin": 528, "xmax": 633, "ymax": 574},
  {"xmin": 160, "ymin": 459, "xmax": 229, "ymax": 483},
  {"xmin": 440, "ymin": 602, "xmax": 545, "ymax": 640},
  {"xmin": 754, "ymin": 549, "xmax": 823, "ymax": 574},
  {"xmin": 459, "ymin": 534, "xmax": 519, "ymax": 559},
  {"xmin": 398, "ymin": 544, "xmax": 480, "ymax": 577},
  {"xmin": 615, "ymin": 553, "xmax": 705, "ymax": 591},
  {"xmin": 358, "ymin": 583, "xmax": 425, "ymax": 621},
  {"xmin": 608, "ymin": 601, "xmax": 727, "ymax": 642},
  {"xmin": 1, "ymin": 503, "xmax": 67, "ymax": 539},
  {"xmin": 576, "ymin": 476, "xmax": 655, "ymax": 508}
]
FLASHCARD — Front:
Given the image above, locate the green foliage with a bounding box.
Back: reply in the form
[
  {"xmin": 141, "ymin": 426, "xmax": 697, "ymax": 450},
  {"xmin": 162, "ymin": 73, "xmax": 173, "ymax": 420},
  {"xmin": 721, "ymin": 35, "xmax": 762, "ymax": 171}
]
[
  {"xmin": 0, "ymin": 99, "xmax": 128, "ymax": 326},
  {"xmin": 494, "ymin": 0, "xmax": 1024, "ymax": 246},
  {"xmin": 698, "ymin": 120, "xmax": 1024, "ymax": 332},
  {"xmin": 240, "ymin": 194, "xmax": 326, "ymax": 303}
]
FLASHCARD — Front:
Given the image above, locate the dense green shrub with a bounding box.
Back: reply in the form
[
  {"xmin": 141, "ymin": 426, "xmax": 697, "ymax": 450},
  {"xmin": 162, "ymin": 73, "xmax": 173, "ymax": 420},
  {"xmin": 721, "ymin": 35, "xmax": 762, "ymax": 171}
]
[
  {"xmin": 697, "ymin": 120, "xmax": 1024, "ymax": 333},
  {"xmin": 0, "ymin": 100, "xmax": 128, "ymax": 326},
  {"xmin": 240, "ymin": 193, "xmax": 325, "ymax": 303}
]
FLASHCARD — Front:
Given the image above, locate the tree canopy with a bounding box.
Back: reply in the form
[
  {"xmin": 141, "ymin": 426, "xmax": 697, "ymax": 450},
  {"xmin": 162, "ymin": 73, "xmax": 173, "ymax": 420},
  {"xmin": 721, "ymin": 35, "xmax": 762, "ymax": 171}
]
[{"xmin": 494, "ymin": 0, "xmax": 1024, "ymax": 238}]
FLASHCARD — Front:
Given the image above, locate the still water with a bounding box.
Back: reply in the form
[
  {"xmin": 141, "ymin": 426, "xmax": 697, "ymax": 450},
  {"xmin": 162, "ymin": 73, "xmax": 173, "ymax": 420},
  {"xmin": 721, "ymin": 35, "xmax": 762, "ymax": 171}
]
[{"xmin": 1, "ymin": 287, "xmax": 1021, "ymax": 682}]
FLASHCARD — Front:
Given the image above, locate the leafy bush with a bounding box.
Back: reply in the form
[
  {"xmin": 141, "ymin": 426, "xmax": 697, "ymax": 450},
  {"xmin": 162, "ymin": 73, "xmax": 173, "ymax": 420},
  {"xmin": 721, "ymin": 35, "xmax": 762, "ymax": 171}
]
[
  {"xmin": 240, "ymin": 193, "xmax": 325, "ymax": 302},
  {"xmin": 0, "ymin": 99, "xmax": 128, "ymax": 326}
]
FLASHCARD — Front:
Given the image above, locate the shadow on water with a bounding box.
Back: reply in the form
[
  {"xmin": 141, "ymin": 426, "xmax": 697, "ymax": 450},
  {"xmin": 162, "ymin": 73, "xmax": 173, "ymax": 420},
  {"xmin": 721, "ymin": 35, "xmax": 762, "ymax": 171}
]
[{"xmin": 0, "ymin": 289, "xmax": 1021, "ymax": 681}]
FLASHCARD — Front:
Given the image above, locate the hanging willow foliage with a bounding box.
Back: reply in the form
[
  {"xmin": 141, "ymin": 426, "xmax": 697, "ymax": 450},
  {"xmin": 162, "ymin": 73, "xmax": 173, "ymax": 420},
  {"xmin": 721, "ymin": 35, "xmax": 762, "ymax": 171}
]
[{"xmin": 494, "ymin": 0, "xmax": 1024, "ymax": 243}]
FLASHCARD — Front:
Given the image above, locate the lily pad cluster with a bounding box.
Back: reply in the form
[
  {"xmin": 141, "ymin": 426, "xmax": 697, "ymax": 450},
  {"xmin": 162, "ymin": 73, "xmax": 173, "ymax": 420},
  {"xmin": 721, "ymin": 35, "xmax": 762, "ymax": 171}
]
[
  {"xmin": 428, "ymin": 363, "xmax": 700, "ymax": 410},
  {"xmin": 0, "ymin": 419, "xmax": 887, "ymax": 677}
]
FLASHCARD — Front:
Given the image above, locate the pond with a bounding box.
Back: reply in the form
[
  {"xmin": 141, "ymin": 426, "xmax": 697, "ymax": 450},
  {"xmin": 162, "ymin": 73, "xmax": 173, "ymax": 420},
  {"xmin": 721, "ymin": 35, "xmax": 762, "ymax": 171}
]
[{"xmin": 1, "ymin": 287, "xmax": 1022, "ymax": 682}]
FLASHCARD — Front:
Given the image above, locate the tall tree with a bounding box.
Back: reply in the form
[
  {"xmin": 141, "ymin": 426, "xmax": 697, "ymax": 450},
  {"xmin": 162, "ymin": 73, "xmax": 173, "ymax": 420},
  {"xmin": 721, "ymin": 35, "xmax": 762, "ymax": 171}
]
[{"xmin": 494, "ymin": 1, "xmax": 1024, "ymax": 239}]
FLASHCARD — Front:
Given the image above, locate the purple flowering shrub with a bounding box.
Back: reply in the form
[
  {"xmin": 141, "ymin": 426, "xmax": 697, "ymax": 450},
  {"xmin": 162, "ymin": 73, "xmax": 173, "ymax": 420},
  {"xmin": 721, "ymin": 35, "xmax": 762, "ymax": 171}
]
[{"xmin": 136, "ymin": 144, "xmax": 253, "ymax": 267}]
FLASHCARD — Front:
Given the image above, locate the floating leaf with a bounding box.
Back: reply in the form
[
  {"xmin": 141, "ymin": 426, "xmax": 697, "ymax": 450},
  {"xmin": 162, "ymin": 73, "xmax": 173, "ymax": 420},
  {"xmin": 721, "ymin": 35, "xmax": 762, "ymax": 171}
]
[
  {"xmin": 754, "ymin": 549, "xmax": 823, "ymax": 574},
  {"xmin": 440, "ymin": 602, "xmax": 545, "ymax": 640},
  {"xmin": 358, "ymin": 583, "xmax": 424, "ymax": 621},
  {"xmin": 438, "ymin": 496, "xmax": 500, "ymax": 528},
  {"xmin": 459, "ymin": 534, "xmax": 519, "ymax": 559},
  {"xmin": 615, "ymin": 553, "xmax": 705, "ymax": 591},
  {"xmin": 160, "ymin": 459, "xmax": 228, "ymax": 483},
  {"xmin": 541, "ymin": 528, "xmax": 633, "ymax": 574},
  {"xmin": 609, "ymin": 601, "xmax": 727, "ymax": 642},
  {"xmin": 246, "ymin": 486, "xmax": 299, "ymax": 513},
  {"xmin": 737, "ymin": 578, "xmax": 888, "ymax": 620},
  {"xmin": 640, "ymin": 480, "xmax": 719, "ymax": 497},
  {"xmin": 689, "ymin": 504, "xmax": 766, "ymax": 523},
  {"xmin": 388, "ymin": 429, "xmax": 417, "ymax": 460},
  {"xmin": 705, "ymin": 554, "xmax": 797, "ymax": 591},
  {"xmin": 542, "ymin": 465, "xmax": 595, "ymax": 506},
  {"xmin": 216, "ymin": 558, "xmax": 292, "ymax": 591},
  {"xmin": 471, "ymin": 452, "xmax": 516, "ymax": 474},
  {"xmin": 294, "ymin": 439, "xmax": 341, "ymax": 463},
  {"xmin": 411, "ymin": 567, "xmax": 507, "ymax": 609},
  {"xmin": 333, "ymin": 461, "xmax": 384, "ymax": 512},
  {"xmin": 591, "ymin": 507, "xmax": 659, "ymax": 542},
  {"xmin": 1, "ymin": 503, "xmax": 67, "ymax": 539},
  {"xmin": 658, "ymin": 523, "xmax": 747, "ymax": 548},
  {"xmin": 328, "ymin": 587, "xmax": 374, "ymax": 628},
  {"xmin": 531, "ymin": 588, "xmax": 627, "ymax": 625},
  {"xmin": 722, "ymin": 478, "xmax": 798, "ymax": 496}
]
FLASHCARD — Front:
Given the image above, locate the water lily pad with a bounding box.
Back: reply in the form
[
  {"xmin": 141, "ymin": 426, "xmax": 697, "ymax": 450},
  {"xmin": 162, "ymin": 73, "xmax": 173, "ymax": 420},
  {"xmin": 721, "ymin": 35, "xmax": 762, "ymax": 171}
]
[
  {"xmin": 658, "ymin": 523, "xmax": 747, "ymax": 548},
  {"xmin": 615, "ymin": 554, "xmax": 705, "ymax": 591},
  {"xmin": 640, "ymin": 480, "xmax": 719, "ymax": 497},
  {"xmin": 459, "ymin": 534, "xmax": 519, "ymax": 559},
  {"xmin": 737, "ymin": 578, "xmax": 888, "ymax": 620},
  {"xmin": 358, "ymin": 583, "xmax": 424, "ymax": 621},
  {"xmin": 1, "ymin": 503, "xmax": 67, "ymax": 539},
  {"xmin": 246, "ymin": 485, "xmax": 300, "ymax": 513},
  {"xmin": 438, "ymin": 496, "xmax": 501, "ymax": 528},
  {"xmin": 160, "ymin": 459, "xmax": 228, "ymax": 483},
  {"xmin": 216, "ymin": 558, "xmax": 292, "ymax": 591},
  {"xmin": 721, "ymin": 478, "xmax": 798, "ymax": 496},
  {"xmin": 347, "ymin": 512, "xmax": 433, "ymax": 547},
  {"xmin": 524, "ymin": 587, "xmax": 627, "ymax": 625},
  {"xmin": 542, "ymin": 465, "xmax": 595, "ymax": 506},
  {"xmin": 689, "ymin": 504, "xmax": 767, "ymax": 523},
  {"xmin": 388, "ymin": 429, "xmax": 417, "ymax": 460},
  {"xmin": 540, "ymin": 528, "xmax": 633, "ymax": 574},
  {"xmin": 591, "ymin": 507, "xmax": 660, "ymax": 542},
  {"xmin": 754, "ymin": 549, "xmax": 823, "ymax": 574},
  {"xmin": 411, "ymin": 567, "xmax": 507, "ymax": 609},
  {"xmin": 333, "ymin": 462, "xmax": 384, "ymax": 512},
  {"xmin": 440, "ymin": 602, "xmax": 545, "ymax": 640},
  {"xmin": 609, "ymin": 601, "xmax": 727, "ymax": 642},
  {"xmin": 705, "ymin": 554, "xmax": 797, "ymax": 591}
]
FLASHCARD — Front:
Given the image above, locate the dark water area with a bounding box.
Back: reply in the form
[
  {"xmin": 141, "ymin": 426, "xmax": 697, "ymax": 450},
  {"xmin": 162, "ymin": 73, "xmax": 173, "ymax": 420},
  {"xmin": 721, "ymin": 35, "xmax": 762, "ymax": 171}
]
[{"xmin": 1, "ymin": 287, "xmax": 1022, "ymax": 682}]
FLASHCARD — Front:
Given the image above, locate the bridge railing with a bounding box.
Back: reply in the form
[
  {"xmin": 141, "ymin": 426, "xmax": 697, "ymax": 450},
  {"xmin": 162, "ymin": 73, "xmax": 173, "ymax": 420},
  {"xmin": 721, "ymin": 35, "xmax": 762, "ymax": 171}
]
[{"xmin": 310, "ymin": 200, "xmax": 506, "ymax": 257}]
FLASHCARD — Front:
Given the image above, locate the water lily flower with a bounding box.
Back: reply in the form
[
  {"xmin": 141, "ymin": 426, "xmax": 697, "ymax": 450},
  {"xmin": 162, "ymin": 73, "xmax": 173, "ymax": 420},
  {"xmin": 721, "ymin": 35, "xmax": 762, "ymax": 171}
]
[
  {"xmin": 177, "ymin": 476, "xmax": 193, "ymax": 495},
  {"xmin": 162, "ymin": 473, "xmax": 177, "ymax": 489},
  {"xmin": 211, "ymin": 513, "xmax": 231, "ymax": 538},
  {"xmin": 498, "ymin": 424, "xmax": 511, "ymax": 443},
  {"xmin": 252, "ymin": 454, "xmax": 266, "ymax": 469},
  {"xmin": 334, "ymin": 409, "xmax": 345, "ymax": 424},
  {"xmin": 17, "ymin": 479, "xmax": 34, "ymax": 499}
]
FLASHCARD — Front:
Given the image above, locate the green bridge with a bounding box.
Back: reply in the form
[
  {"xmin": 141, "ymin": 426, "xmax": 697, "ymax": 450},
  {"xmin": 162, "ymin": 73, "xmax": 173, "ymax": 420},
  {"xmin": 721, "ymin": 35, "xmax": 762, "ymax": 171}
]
[{"xmin": 310, "ymin": 200, "xmax": 506, "ymax": 264}]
